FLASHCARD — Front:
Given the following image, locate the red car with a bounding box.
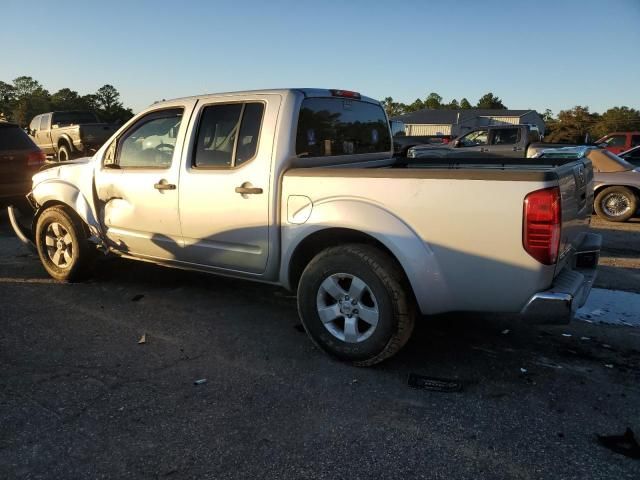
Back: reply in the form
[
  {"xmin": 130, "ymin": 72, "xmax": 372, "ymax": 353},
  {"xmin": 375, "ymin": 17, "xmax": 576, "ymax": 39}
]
[
  {"xmin": 0, "ymin": 122, "xmax": 46, "ymax": 210},
  {"xmin": 595, "ymin": 131, "xmax": 640, "ymax": 154}
]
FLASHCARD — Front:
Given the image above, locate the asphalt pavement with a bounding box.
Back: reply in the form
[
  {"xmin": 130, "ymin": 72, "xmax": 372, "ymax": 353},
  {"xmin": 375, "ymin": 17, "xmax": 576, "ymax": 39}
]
[{"xmin": 1, "ymin": 213, "xmax": 639, "ymax": 479}]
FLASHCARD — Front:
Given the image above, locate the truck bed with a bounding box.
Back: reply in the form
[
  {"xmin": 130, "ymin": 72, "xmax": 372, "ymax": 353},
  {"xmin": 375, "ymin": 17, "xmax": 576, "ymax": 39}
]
[{"xmin": 282, "ymin": 156, "xmax": 593, "ymax": 315}]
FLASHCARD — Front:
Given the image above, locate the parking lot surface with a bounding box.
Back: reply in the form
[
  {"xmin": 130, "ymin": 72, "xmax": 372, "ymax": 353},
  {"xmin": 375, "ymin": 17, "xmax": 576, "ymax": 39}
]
[{"xmin": 1, "ymin": 214, "xmax": 639, "ymax": 479}]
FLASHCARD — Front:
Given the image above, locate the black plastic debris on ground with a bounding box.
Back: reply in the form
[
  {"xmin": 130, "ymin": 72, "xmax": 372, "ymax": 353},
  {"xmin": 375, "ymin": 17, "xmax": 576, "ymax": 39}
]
[
  {"xmin": 407, "ymin": 373, "xmax": 462, "ymax": 392},
  {"xmin": 131, "ymin": 294, "xmax": 144, "ymax": 302},
  {"xmin": 597, "ymin": 428, "xmax": 640, "ymax": 459}
]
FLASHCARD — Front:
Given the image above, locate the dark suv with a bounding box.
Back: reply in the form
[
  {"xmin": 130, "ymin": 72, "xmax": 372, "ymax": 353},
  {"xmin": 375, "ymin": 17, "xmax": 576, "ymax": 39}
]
[{"xmin": 0, "ymin": 122, "xmax": 45, "ymax": 208}]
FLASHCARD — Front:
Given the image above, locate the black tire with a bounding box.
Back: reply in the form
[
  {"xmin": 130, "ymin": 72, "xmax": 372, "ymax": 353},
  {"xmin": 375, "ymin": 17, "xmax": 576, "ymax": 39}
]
[
  {"xmin": 594, "ymin": 186, "xmax": 637, "ymax": 222},
  {"xmin": 57, "ymin": 144, "xmax": 71, "ymax": 162},
  {"xmin": 297, "ymin": 244, "xmax": 415, "ymax": 366},
  {"xmin": 35, "ymin": 206, "xmax": 92, "ymax": 281}
]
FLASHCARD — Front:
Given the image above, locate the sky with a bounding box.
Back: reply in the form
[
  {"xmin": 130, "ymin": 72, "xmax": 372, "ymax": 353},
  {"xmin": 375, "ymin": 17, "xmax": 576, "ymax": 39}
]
[{"xmin": 1, "ymin": 0, "xmax": 639, "ymax": 115}]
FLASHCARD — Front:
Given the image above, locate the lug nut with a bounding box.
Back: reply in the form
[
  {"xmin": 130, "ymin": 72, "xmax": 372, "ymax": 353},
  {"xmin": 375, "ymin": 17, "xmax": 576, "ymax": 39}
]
[
  {"xmin": 351, "ymin": 299, "xmax": 357, "ymax": 305},
  {"xmin": 354, "ymin": 310, "xmax": 359, "ymax": 315}
]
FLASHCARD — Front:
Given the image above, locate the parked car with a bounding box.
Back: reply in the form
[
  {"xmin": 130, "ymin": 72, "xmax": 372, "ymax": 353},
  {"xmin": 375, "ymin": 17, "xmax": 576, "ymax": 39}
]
[
  {"xmin": 595, "ymin": 132, "xmax": 640, "ymax": 155},
  {"xmin": 10, "ymin": 88, "xmax": 601, "ymax": 366},
  {"xmin": 537, "ymin": 147, "xmax": 639, "ymax": 222},
  {"xmin": 620, "ymin": 145, "xmax": 640, "ymax": 166},
  {"xmin": 27, "ymin": 111, "xmax": 117, "ymax": 162},
  {"xmin": 0, "ymin": 122, "xmax": 45, "ymax": 209},
  {"xmin": 407, "ymin": 124, "xmax": 544, "ymax": 159}
]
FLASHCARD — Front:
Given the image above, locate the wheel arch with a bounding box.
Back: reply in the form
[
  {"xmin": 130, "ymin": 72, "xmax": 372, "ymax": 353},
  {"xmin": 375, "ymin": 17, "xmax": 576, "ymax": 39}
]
[
  {"xmin": 31, "ymin": 180, "xmax": 101, "ymax": 236},
  {"xmin": 281, "ymin": 199, "xmax": 452, "ymax": 315},
  {"xmin": 57, "ymin": 135, "xmax": 74, "ymax": 152},
  {"xmin": 594, "ymin": 183, "xmax": 640, "ymax": 200}
]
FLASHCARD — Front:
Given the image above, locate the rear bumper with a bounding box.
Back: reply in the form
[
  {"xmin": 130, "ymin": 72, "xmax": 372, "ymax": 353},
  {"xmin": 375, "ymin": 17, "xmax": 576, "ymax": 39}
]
[{"xmin": 521, "ymin": 233, "xmax": 601, "ymax": 324}]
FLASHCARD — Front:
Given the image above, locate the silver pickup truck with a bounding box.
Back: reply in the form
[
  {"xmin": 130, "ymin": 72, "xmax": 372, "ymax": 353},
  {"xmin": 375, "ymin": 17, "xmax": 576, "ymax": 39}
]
[{"xmin": 9, "ymin": 88, "xmax": 601, "ymax": 366}]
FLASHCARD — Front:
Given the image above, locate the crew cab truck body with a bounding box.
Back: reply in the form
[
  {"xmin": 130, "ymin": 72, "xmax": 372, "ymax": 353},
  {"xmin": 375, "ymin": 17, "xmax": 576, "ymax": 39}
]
[
  {"xmin": 28, "ymin": 111, "xmax": 116, "ymax": 162},
  {"xmin": 11, "ymin": 88, "xmax": 601, "ymax": 366}
]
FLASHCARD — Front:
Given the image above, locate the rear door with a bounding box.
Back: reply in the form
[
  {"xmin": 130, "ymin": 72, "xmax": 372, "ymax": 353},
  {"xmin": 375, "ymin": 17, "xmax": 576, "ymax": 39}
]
[
  {"xmin": 485, "ymin": 127, "xmax": 522, "ymax": 156},
  {"xmin": 178, "ymin": 95, "xmax": 279, "ymax": 273}
]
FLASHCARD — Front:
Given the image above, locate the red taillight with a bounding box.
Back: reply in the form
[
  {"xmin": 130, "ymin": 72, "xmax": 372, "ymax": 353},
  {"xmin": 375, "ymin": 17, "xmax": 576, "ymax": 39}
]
[
  {"xmin": 523, "ymin": 187, "xmax": 561, "ymax": 265},
  {"xmin": 27, "ymin": 150, "xmax": 46, "ymax": 167},
  {"xmin": 330, "ymin": 89, "xmax": 361, "ymax": 99}
]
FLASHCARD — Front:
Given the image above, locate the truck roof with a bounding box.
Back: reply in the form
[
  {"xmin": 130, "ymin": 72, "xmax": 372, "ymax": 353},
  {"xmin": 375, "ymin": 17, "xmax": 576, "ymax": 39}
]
[{"xmin": 150, "ymin": 88, "xmax": 380, "ymax": 108}]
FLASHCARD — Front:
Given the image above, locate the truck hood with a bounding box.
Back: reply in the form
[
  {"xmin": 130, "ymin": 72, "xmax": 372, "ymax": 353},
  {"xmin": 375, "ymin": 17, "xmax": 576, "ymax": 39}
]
[{"xmin": 33, "ymin": 157, "xmax": 94, "ymax": 186}]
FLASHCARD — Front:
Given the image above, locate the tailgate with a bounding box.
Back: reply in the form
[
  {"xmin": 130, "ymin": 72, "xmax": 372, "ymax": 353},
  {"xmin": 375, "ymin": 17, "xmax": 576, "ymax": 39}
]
[
  {"xmin": 79, "ymin": 124, "xmax": 115, "ymax": 147},
  {"xmin": 555, "ymin": 157, "xmax": 594, "ymax": 274}
]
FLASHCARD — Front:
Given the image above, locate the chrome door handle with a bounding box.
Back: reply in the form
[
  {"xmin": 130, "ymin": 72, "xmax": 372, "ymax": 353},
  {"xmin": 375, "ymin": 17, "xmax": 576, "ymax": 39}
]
[
  {"xmin": 154, "ymin": 179, "xmax": 176, "ymax": 191},
  {"xmin": 235, "ymin": 186, "xmax": 263, "ymax": 195}
]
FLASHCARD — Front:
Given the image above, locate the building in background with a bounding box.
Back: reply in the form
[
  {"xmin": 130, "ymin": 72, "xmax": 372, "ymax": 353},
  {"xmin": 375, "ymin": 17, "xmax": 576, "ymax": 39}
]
[{"xmin": 392, "ymin": 109, "xmax": 545, "ymax": 137}]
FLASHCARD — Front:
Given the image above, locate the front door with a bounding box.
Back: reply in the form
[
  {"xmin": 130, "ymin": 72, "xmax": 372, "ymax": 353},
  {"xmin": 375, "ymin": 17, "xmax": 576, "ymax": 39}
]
[
  {"xmin": 453, "ymin": 129, "xmax": 489, "ymax": 157},
  {"xmin": 36, "ymin": 114, "xmax": 53, "ymax": 155},
  {"xmin": 178, "ymin": 96, "xmax": 278, "ymax": 274},
  {"xmin": 94, "ymin": 104, "xmax": 194, "ymax": 260}
]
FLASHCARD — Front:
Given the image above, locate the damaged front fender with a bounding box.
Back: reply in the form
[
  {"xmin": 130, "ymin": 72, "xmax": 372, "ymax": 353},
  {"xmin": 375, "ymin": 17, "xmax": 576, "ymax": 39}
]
[{"xmin": 31, "ymin": 179, "xmax": 105, "ymax": 246}]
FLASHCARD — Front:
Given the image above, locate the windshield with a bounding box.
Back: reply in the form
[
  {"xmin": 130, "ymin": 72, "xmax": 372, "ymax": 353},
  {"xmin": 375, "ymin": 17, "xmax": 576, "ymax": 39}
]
[
  {"xmin": 52, "ymin": 111, "xmax": 100, "ymax": 126},
  {"xmin": 296, "ymin": 98, "xmax": 391, "ymax": 157}
]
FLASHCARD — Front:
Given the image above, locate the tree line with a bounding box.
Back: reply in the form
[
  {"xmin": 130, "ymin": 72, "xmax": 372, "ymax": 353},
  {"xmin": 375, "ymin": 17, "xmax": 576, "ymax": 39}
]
[
  {"xmin": 0, "ymin": 76, "xmax": 134, "ymax": 127},
  {"xmin": 382, "ymin": 91, "xmax": 640, "ymax": 143}
]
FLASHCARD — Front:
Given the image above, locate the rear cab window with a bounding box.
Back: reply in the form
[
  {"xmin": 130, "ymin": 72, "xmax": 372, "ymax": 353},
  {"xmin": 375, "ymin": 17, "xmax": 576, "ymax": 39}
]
[{"xmin": 295, "ymin": 97, "xmax": 391, "ymax": 158}]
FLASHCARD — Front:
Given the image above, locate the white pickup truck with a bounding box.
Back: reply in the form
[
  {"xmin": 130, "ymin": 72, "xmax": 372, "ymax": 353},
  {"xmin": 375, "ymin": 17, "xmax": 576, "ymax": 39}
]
[{"xmin": 9, "ymin": 88, "xmax": 601, "ymax": 366}]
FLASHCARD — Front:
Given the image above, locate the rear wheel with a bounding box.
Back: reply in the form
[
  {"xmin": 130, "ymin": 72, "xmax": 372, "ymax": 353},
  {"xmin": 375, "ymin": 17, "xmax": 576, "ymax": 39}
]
[
  {"xmin": 35, "ymin": 207, "xmax": 92, "ymax": 281},
  {"xmin": 297, "ymin": 244, "xmax": 415, "ymax": 366},
  {"xmin": 595, "ymin": 186, "xmax": 637, "ymax": 222},
  {"xmin": 57, "ymin": 144, "xmax": 71, "ymax": 162}
]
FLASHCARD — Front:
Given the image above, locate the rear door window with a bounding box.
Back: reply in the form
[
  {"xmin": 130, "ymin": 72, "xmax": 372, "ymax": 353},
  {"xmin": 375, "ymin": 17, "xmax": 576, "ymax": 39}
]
[
  {"xmin": 193, "ymin": 102, "xmax": 265, "ymax": 168},
  {"xmin": 489, "ymin": 128, "xmax": 519, "ymax": 145},
  {"xmin": 295, "ymin": 98, "xmax": 391, "ymax": 157},
  {"xmin": 0, "ymin": 125, "xmax": 37, "ymax": 150}
]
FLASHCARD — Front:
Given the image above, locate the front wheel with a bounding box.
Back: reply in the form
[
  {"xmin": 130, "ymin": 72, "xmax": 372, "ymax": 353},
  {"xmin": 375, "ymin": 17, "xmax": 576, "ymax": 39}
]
[
  {"xmin": 595, "ymin": 186, "xmax": 637, "ymax": 222},
  {"xmin": 35, "ymin": 206, "xmax": 93, "ymax": 281},
  {"xmin": 297, "ymin": 244, "xmax": 415, "ymax": 366}
]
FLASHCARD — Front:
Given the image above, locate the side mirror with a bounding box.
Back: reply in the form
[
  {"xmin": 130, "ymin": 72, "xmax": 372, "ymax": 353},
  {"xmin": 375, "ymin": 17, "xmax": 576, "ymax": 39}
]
[{"xmin": 453, "ymin": 139, "xmax": 461, "ymax": 148}]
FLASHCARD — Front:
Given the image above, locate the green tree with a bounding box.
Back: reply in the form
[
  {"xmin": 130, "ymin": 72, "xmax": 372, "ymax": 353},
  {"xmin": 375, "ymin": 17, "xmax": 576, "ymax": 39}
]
[
  {"xmin": 380, "ymin": 97, "xmax": 406, "ymax": 117},
  {"xmin": 476, "ymin": 92, "xmax": 507, "ymax": 109},
  {"xmin": 0, "ymin": 81, "xmax": 15, "ymax": 120},
  {"xmin": 447, "ymin": 99, "xmax": 459, "ymax": 109},
  {"xmin": 406, "ymin": 98, "xmax": 424, "ymax": 113},
  {"xmin": 10, "ymin": 76, "xmax": 51, "ymax": 126},
  {"xmin": 51, "ymin": 88, "xmax": 89, "ymax": 111},
  {"xmin": 459, "ymin": 98, "xmax": 472, "ymax": 109},
  {"xmin": 94, "ymin": 84, "xmax": 133, "ymax": 124},
  {"xmin": 592, "ymin": 106, "xmax": 640, "ymax": 139},
  {"xmin": 545, "ymin": 106, "xmax": 598, "ymax": 143},
  {"xmin": 424, "ymin": 92, "xmax": 442, "ymax": 109}
]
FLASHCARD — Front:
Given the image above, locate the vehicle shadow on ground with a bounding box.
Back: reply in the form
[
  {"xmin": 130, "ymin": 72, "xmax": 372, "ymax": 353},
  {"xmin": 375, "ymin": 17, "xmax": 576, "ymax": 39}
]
[{"xmin": 85, "ymin": 254, "xmax": 640, "ymax": 387}]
